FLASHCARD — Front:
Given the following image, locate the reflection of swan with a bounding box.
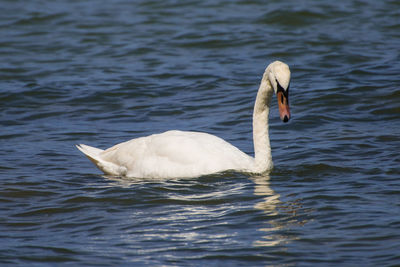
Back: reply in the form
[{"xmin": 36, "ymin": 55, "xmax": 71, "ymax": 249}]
[
  {"xmin": 252, "ymin": 175, "xmax": 310, "ymax": 247},
  {"xmin": 251, "ymin": 174, "xmax": 286, "ymax": 247},
  {"xmin": 76, "ymin": 61, "xmax": 291, "ymax": 178},
  {"xmin": 252, "ymin": 175, "xmax": 281, "ymax": 216}
]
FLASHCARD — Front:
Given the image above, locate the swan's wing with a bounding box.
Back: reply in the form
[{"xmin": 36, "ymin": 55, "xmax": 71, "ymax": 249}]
[{"xmin": 98, "ymin": 130, "xmax": 253, "ymax": 178}]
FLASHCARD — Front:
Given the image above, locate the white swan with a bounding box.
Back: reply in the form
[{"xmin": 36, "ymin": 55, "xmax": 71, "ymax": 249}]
[{"xmin": 77, "ymin": 61, "xmax": 291, "ymax": 178}]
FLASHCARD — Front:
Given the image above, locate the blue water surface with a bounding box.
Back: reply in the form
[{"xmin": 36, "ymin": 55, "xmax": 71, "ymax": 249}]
[{"xmin": 1, "ymin": 0, "xmax": 399, "ymax": 265}]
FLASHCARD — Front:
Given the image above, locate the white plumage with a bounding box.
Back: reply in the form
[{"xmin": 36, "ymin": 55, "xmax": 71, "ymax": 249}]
[
  {"xmin": 77, "ymin": 61, "xmax": 291, "ymax": 178},
  {"xmin": 77, "ymin": 130, "xmax": 253, "ymax": 178}
]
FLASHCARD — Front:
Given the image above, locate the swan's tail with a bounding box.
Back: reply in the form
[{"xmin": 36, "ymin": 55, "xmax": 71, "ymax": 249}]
[
  {"xmin": 76, "ymin": 144, "xmax": 104, "ymax": 164},
  {"xmin": 76, "ymin": 144, "xmax": 126, "ymax": 176}
]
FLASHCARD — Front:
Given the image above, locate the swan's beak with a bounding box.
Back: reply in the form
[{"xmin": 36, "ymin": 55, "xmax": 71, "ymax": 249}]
[{"xmin": 277, "ymin": 91, "xmax": 290, "ymax": 123}]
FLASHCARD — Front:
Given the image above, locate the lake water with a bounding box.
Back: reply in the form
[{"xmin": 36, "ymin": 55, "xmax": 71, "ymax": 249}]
[{"xmin": 1, "ymin": 0, "xmax": 399, "ymax": 265}]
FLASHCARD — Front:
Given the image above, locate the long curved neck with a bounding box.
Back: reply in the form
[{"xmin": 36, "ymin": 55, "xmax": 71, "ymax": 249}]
[{"xmin": 252, "ymin": 75, "xmax": 273, "ymax": 172}]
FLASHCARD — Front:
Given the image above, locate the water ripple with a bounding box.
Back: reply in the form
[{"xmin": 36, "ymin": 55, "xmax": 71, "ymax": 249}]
[{"xmin": 1, "ymin": 0, "xmax": 399, "ymax": 265}]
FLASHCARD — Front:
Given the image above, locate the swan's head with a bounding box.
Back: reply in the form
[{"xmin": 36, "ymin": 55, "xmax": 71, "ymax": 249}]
[{"xmin": 266, "ymin": 61, "xmax": 291, "ymax": 123}]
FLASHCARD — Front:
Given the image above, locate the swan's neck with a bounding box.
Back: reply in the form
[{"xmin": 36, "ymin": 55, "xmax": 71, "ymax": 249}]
[{"xmin": 252, "ymin": 77, "xmax": 273, "ymax": 172}]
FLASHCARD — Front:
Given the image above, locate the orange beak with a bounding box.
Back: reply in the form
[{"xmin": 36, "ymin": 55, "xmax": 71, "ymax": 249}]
[{"xmin": 277, "ymin": 91, "xmax": 290, "ymax": 123}]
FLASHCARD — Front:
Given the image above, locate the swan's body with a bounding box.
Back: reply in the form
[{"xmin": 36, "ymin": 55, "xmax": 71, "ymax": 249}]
[
  {"xmin": 77, "ymin": 130, "xmax": 254, "ymax": 178},
  {"xmin": 77, "ymin": 61, "xmax": 291, "ymax": 178}
]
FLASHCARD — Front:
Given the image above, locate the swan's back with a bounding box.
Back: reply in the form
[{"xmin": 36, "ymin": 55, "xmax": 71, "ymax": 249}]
[{"xmin": 81, "ymin": 130, "xmax": 254, "ymax": 178}]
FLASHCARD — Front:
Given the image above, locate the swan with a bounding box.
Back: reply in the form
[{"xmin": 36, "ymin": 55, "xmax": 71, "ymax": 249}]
[{"xmin": 76, "ymin": 61, "xmax": 291, "ymax": 178}]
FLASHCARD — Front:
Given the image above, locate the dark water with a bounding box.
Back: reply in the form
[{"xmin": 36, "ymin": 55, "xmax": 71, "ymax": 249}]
[{"xmin": 1, "ymin": 0, "xmax": 400, "ymax": 265}]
